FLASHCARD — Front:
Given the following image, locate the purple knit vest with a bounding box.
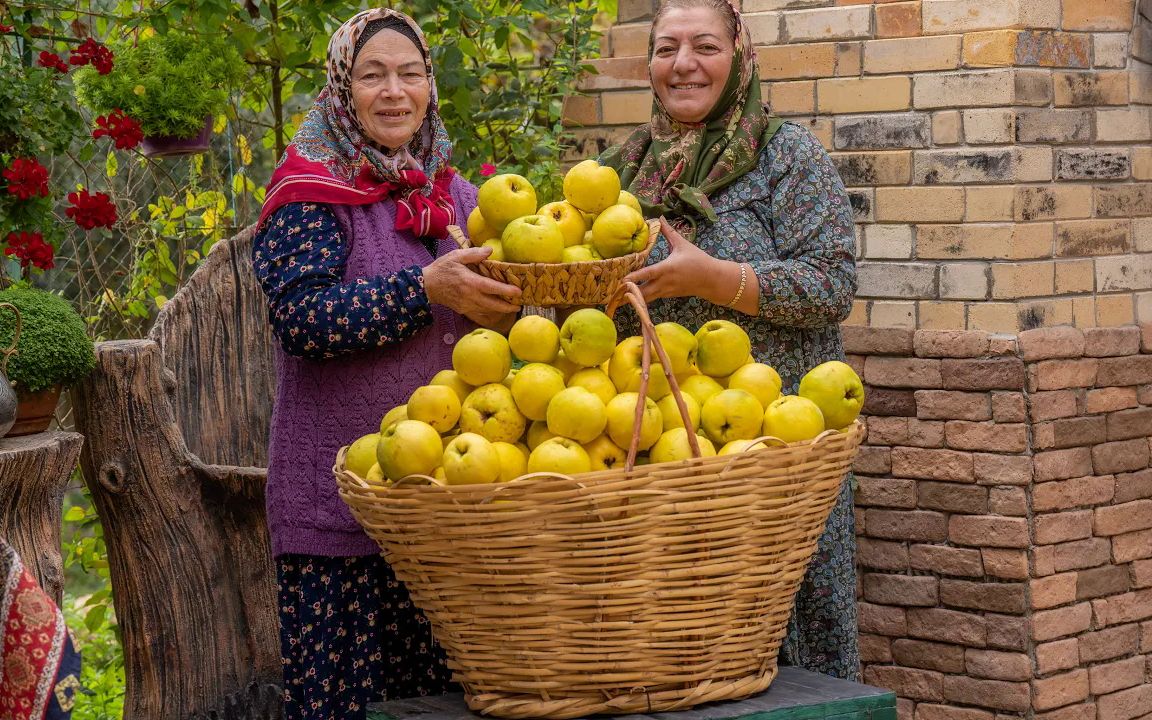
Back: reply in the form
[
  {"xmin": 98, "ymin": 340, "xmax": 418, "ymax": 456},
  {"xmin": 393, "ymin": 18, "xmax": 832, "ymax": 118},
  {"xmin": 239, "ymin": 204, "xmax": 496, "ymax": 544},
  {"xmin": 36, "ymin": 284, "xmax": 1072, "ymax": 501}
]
[{"xmin": 265, "ymin": 175, "xmax": 477, "ymax": 557}]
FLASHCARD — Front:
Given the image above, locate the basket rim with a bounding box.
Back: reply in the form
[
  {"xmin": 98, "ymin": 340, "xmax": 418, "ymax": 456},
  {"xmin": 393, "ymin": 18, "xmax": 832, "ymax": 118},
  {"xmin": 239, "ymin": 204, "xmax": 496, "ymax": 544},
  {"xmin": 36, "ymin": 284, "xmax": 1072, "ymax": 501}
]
[
  {"xmin": 334, "ymin": 419, "xmax": 865, "ymax": 491},
  {"xmin": 462, "ymin": 217, "xmax": 660, "ymax": 272}
]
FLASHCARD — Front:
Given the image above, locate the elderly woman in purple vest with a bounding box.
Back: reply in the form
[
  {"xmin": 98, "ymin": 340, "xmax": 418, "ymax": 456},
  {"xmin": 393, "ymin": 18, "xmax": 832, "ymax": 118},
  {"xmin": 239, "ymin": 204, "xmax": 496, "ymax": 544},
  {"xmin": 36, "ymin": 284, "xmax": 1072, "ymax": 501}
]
[{"xmin": 252, "ymin": 9, "xmax": 519, "ymax": 720}]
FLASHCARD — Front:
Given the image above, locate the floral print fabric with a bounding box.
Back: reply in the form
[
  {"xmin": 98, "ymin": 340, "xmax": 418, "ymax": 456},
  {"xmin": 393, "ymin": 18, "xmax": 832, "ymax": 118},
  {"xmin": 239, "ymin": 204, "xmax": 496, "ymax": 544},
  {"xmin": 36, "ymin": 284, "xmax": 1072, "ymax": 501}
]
[
  {"xmin": 277, "ymin": 553, "xmax": 453, "ymax": 720},
  {"xmin": 618, "ymin": 121, "xmax": 860, "ymax": 680},
  {"xmin": 252, "ymin": 202, "xmax": 433, "ymax": 359}
]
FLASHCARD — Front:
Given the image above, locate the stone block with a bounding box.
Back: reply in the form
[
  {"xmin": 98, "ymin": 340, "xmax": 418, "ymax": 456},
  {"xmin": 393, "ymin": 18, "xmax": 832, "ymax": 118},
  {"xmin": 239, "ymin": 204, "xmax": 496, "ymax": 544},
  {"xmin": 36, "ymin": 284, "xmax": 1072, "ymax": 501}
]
[
  {"xmin": 1056, "ymin": 149, "xmax": 1130, "ymax": 180},
  {"xmin": 913, "ymin": 69, "xmax": 1016, "ymax": 109},
  {"xmin": 819, "ymin": 76, "xmax": 913, "ymax": 113},
  {"xmin": 865, "ymin": 35, "xmax": 962, "ymax": 74}
]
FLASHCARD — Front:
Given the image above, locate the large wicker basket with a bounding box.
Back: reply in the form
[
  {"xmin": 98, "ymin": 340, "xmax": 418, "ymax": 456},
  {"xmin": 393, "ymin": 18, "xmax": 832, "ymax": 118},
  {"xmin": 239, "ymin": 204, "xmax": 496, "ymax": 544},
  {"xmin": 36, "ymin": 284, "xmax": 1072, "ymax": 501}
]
[
  {"xmin": 448, "ymin": 218, "xmax": 660, "ymax": 307},
  {"xmin": 334, "ymin": 284, "xmax": 864, "ymax": 719}
]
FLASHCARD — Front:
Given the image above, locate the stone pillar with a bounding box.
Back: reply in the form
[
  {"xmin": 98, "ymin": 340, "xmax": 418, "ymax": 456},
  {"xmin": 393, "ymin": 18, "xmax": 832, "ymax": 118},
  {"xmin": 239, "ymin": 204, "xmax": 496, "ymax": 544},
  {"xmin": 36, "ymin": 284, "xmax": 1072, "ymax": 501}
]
[
  {"xmin": 567, "ymin": 0, "xmax": 1152, "ymax": 332},
  {"xmin": 848, "ymin": 324, "xmax": 1152, "ymax": 719}
]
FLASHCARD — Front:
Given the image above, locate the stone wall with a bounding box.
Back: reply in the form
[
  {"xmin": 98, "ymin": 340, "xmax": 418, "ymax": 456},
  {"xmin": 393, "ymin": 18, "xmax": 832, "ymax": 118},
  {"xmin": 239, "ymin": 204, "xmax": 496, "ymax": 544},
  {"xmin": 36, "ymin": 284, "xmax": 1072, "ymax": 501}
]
[
  {"xmin": 566, "ymin": 0, "xmax": 1152, "ymax": 331},
  {"xmin": 848, "ymin": 322, "xmax": 1152, "ymax": 719}
]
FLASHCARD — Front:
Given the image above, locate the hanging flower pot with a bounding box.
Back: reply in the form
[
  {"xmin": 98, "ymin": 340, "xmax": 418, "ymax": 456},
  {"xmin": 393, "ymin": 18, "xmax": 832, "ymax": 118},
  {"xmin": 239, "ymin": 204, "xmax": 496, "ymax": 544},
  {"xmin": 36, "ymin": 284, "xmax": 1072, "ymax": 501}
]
[{"xmin": 141, "ymin": 115, "xmax": 213, "ymax": 158}]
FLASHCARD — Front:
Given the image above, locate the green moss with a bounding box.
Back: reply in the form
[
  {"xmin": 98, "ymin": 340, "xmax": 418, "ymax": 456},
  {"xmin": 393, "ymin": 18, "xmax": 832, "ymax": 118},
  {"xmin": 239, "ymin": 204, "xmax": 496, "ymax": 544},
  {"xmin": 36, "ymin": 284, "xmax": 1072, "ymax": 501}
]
[{"xmin": 0, "ymin": 287, "xmax": 96, "ymax": 393}]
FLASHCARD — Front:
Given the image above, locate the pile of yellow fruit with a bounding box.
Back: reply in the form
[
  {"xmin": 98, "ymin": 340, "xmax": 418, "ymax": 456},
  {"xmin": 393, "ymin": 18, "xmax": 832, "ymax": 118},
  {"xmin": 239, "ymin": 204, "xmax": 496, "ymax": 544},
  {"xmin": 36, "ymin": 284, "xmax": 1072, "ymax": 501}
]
[
  {"xmin": 341, "ymin": 310, "xmax": 866, "ymax": 486},
  {"xmin": 468, "ymin": 160, "xmax": 650, "ymax": 263}
]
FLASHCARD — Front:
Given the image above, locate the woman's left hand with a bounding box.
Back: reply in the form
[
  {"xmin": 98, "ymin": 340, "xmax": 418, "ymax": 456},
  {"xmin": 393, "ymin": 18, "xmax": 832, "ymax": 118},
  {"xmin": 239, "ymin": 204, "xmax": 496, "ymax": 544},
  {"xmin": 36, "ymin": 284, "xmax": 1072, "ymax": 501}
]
[{"xmin": 623, "ymin": 216, "xmax": 722, "ymax": 302}]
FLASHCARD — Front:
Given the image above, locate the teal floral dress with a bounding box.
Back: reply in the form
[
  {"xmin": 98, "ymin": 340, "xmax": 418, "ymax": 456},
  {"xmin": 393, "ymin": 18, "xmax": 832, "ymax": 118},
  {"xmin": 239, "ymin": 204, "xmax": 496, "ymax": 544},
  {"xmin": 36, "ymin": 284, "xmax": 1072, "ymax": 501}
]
[{"xmin": 619, "ymin": 121, "xmax": 860, "ymax": 680}]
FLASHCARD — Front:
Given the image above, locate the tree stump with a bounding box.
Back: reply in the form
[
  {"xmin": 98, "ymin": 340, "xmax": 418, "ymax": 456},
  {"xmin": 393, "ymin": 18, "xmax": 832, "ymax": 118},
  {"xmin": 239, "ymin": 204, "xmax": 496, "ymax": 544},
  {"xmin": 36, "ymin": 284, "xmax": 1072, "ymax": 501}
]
[{"xmin": 0, "ymin": 430, "xmax": 83, "ymax": 604}]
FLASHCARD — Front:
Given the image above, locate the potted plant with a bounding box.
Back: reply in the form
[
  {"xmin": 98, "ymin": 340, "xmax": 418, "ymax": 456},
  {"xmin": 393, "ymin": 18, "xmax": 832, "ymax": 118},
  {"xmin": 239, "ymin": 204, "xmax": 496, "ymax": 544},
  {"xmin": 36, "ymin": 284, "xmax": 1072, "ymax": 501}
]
[
  {"xmin": 73, "ymin": 32, "xmax": 244, "ymax": 157},
  {"xmin": 0, "ymin": 285, "xmax": 96, "ymax": 435}
]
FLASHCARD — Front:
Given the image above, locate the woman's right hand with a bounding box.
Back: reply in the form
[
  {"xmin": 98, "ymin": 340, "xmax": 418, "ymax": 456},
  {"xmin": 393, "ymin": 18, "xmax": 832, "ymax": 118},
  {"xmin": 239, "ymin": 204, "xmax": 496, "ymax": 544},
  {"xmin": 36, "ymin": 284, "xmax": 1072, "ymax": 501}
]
[{"xmin": 424, "ymin": 246, "xmax": 522, "ymax": 316}]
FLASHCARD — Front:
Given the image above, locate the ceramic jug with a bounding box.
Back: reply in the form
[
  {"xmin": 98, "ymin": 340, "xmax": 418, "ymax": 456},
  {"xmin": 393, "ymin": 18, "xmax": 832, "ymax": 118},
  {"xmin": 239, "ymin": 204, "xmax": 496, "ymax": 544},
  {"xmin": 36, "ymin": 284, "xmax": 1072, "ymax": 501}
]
[{"xmin": 0, "ymin": 303, "xmax": 23, "ymax": 438}]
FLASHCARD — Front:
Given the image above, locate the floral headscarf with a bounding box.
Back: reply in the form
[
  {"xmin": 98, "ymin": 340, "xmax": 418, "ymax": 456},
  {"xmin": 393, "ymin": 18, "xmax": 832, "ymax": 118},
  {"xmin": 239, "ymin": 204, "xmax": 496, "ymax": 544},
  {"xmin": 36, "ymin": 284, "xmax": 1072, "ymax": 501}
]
[
  {"xmin": 599, "ymin": 0, "xmax": 783, "ymax": 237},
  {"xmin": 259, "ymin": 9, "xmax": 457, "ymax": 238}
]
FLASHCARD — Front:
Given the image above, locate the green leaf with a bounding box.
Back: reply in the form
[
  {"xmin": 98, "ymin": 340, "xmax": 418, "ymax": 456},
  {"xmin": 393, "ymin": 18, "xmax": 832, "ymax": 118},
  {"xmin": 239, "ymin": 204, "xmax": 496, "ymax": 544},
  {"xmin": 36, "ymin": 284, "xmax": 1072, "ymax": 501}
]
[
  {"xmin": 64, "ymin": 506, "xmax": 87, "ymax": 522},
  {"xmin": 84, "ymin": 603, "xmax": 107, "ymax": 633},
  {"xmin": 105, "ymin": 151, "xmax": 119, "ymax": 178}
]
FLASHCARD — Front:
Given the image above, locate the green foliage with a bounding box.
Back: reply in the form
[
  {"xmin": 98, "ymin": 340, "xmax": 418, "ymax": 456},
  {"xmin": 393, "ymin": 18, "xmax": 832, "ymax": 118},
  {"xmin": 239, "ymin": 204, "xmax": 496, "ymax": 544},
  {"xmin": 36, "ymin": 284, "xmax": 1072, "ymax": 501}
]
[
  {"xmin": 63, "ymin": 482, "xmax": 125, "ymax": 720},
  {"xmin": 0, "ymin": 286, "xmax": 96, "ymax": 392},
  {"xmin": 73, "ymin": 32, "xmax": 245, "ymax": 138},
  {"xmin": 0, "ymin": 55, "xmax": 85, "ymax": 157}
]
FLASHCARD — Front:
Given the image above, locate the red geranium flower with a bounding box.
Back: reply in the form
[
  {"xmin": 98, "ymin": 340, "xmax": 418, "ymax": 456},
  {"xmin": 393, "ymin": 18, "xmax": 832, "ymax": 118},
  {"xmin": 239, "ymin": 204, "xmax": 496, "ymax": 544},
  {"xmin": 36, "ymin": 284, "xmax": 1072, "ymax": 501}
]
[
  {"xmin": 4, "ymin": 231, "xmax": 55, "ymax": 270},
  {"xmin": 36, "ymin": 51, "xmax": 68, "ymax": 73},
  {"xmin": 69, "ymin": 38, "xmax": 113, "ymax": 75},
  {"xmin": 66, "ymin": 188, "xmax": 117, "ymax": 229},
  {"xmin": 2, "ymin": 158, "xmax": 50, "ymax": 200},
  {"xmin": 0, "ymin": 24, "xmax": 13, "ymax": 33},
  {"xmin": 92, "ymin": 109, "xmax": 143, "ymax": 150},
  {"xmin": 479, "ymin": 163, "xmax": 497, "ymax": 177}
]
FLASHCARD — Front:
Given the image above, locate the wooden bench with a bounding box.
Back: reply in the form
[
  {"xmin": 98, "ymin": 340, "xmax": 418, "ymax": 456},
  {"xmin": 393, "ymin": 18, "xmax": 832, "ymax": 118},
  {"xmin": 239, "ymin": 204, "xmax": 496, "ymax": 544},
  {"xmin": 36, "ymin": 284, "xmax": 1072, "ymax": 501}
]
[
  {"xmin": 72, "ymin": 228, "xmax": 283, "ymax": 720},
  {"xmin": 368, "ymin": 668, "xmax": 896, "ymax": 720}
]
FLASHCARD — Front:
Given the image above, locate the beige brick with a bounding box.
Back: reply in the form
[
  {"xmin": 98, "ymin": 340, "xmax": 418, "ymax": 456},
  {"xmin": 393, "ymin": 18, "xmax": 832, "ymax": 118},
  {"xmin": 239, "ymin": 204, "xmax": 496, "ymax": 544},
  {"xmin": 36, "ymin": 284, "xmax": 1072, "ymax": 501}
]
[
  {"xmin": 1073, "ymin": 296, "xmax": 1097, "ymax": 327},
  {"xmin": 968, "ymin": 303, "xmax": 1020, "ymax": 333},
  {"xmin": 932, "ymin": 111, "xmax": 962, "ymax": 145},
  {"xmin": 865, "ymin": 224, "xmax": 914, "ymax": 259},
  {"xmin": 1095, "ymin": 33, "xmax": 1130, "ymax": 67},
  {"xmin": 1016, "ymin": 146, "xmax": 1056, "ymax": 182},
  {"xmin": 859, "ymin": 262, "xmax": 938, "ymax": 298},
  {"xmin": 561, "ymin": 95, "xmax": 599, "ymax": 127},
  {"xmin": 992, "ymin": 261, "xmax": 1056, "ymax": 299},
  {"xmin": 1020, "ymin": 0, "xmax": 1062, "ymax": 29},
  {"xmin": 743, "ymin": 11, "xmax": 781, "ymax": 46},
  {"xmin": 1135, "ymin": 218, "xmax": 1152, "ymax": 252},
  {"xmin": 832, "ymin": 151, "xmax": 913, "ymax": 186},
  {"xmin": 1097, "ymin": 254, "xmax": 1152, "ymax": 293},
  {"xmin": 608, "ymin": 23, "xmax": 651, "ymax": 58},
  {"xmin": 918, "ymin": 301, "xmax": 966, "ymax": 329},
  {"xmin": 1132, "ymin": 148, "xmax": 1152, "ymax": 181},
  {"xmin": 759, "ymin": 43, "xmax": 837, "ymax": 80},
  {"xmin": 1056, "ymin": 220, "xmax": 1131, "ymax": 257},
  {"xmin": 1097, "ymin": 294, "xmax": 1136, "ymax": 326},
  {"xmin": 783, "ymin": 6, "xmax": 871, "ymax": 42},
  {"xmin": 922, "ymin": 0, "xmax": 1020, "ymax": 34},
  {"xmin": 1017, "ymin": 108, "xmax": 1094, "ymax": 144},
  {"xmin": 963, "ymin": 109, "xmax": 1015, "ymax": 144},
  {"xmin": 769, "ymin": 81, "xmax": 816, "ymax": 115},
  {"xmin": 837, "ymin": 41, "xmax": 863, "ymax": 76},
  {"xmin": 601, "ymin": 91, "xmax": 653, "ymax": 125},
  {"xmin": 1097, "ymin": 107, "xmax": 1152, "ymax": 142},
  {"xmin": 918, "ymin": 223, "xmax": 1052, "ymax": 260},
  {"xmin": 914, "ymin": 69, "xmax": 1016, "ymax": 108},
  {"xmin": 742, "ymin": 0, "xmax": 824, "ymax": 10},
  {"xmin": 1055, "ymin": 259, "xmax": 1096, "ymax": 294},
  {"xmin": 1015, "ymin": 185, "xmax": 1094, "ymax": 222},
  {"xmin": 1016, "ymin": 68, "xmax": 1055, "ymax": 106},
  {"xmin": 1062, "ymin": 0, "xmax": 1136, "ymax": 32},
  {"xmin": 877, "ymin": 187, "xmax": 966, "ymax": 222},
  {"xmin": 872, "ymin": 300, "xmax": 918, "ymax": 328},
  {"xmin": 940, "ymin": 263, "xmax": 990, "ymax": 300},
  {"xmin": 966, "ymin": 186, "xmax": 1015, "ymax": 221},
  {"xmin": 1019, "ymin": 298, "xmax": 1075, "ymax": 328},
  {"xmin": 1054, "ymin": 71, "xmax": 1129, "ymax": 106},
  {"xmin": 865, "ymin": 36, "xmax": 962, "ymax": 74},
  {"xmin": 964, "ymin": 30, "xmax": 1019, "ymax": 67},
  {"xmin": 1137, "ymin": 292, "xmax": 1152, "ymax": 323},
  {"xmin": 819, "ymin": 76, "xmax": 912, "ymax": 113}
]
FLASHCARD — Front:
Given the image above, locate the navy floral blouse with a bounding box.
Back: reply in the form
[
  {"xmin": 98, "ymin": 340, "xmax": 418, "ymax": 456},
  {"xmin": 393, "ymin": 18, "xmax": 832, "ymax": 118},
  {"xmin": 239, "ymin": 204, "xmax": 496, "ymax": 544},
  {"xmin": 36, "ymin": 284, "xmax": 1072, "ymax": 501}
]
[{"xmin": 252, "ymin": 202, "xmax": 433, "ymax": 360}]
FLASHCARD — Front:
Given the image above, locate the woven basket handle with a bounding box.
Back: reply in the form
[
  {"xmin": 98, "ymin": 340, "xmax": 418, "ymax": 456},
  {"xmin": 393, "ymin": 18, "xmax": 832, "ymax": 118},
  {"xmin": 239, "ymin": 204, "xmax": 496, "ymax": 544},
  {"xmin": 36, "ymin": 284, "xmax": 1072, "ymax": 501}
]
[
  {"xmin": 606, "ymin": 281, "xmax": 701, "ymax": 471},
  {"xmin": 447, "ymin": 224, "xmax": 471, "ymax": 250}
]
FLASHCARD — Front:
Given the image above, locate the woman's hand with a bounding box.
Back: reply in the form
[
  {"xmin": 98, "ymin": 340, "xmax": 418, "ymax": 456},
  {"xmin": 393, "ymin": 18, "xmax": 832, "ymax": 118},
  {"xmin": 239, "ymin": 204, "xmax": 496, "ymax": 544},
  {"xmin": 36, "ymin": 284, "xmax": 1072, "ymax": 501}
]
[
  {"xmin": 624, "ymin": 216, "xmax": 723, "ymax": 302},
  {"xmin": 424, "ymin": 246, "xmax": 522, "ymax": 320}
]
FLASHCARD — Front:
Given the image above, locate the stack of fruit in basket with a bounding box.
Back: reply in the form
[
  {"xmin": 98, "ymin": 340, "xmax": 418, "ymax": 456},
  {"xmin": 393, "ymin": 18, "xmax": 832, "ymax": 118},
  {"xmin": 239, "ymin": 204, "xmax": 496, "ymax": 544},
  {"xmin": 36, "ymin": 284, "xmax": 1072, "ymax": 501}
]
[
  {"xmin": 467, "ymin": 160, "xmax": 650, "ymax": 263},
  {"xmin": 341, "ymin": 309, "xmax": 866, "ymax": 487}
]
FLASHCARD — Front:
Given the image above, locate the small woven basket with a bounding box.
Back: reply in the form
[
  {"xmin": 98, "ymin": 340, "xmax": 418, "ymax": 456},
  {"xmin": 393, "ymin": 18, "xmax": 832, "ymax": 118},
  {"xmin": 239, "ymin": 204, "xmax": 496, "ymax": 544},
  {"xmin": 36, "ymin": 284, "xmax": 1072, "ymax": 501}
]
[
  {"xmin": 335, "ymin": 283, "xmax": 864, "ymax": 719},
  {"xmin": 448, "ymin": 218, "xmax": 660, "ymax": 307}
]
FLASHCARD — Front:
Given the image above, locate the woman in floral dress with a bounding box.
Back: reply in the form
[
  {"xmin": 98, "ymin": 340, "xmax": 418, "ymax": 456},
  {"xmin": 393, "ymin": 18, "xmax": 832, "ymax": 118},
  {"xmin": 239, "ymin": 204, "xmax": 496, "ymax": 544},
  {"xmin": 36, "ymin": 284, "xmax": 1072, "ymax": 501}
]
[{"xmin": 600, "ymin": 0, "xmax": 860, "ymax": 679}]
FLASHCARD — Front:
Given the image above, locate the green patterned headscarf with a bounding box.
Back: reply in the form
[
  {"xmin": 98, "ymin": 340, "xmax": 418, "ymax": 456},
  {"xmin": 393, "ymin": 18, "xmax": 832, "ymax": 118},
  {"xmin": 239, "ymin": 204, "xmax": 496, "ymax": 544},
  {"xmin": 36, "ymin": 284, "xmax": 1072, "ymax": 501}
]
[{"xmin": 599, "ymin": 1, "xmax": 782, "ymax": 235}]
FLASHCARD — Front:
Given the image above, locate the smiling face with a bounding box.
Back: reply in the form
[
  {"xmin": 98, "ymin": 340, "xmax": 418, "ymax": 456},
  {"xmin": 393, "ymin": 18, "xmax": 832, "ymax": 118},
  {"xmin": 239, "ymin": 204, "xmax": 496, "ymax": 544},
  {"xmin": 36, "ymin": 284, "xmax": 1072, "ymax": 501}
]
[
  {"xmin": 649, "ymin": 6, "xmax": 735, "ymax": 124},
  {"xmin": 350, "ymin": 29, "xmax": 430, "ymax": 150}
]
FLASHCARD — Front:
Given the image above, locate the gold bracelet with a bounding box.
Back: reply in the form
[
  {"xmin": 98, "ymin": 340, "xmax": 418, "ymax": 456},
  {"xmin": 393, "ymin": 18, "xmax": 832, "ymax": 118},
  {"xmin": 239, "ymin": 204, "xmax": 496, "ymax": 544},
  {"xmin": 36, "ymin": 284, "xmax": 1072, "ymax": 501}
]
[{"xmin": 726, "ymin": 263, "xmax": 747, "ymax": 308}]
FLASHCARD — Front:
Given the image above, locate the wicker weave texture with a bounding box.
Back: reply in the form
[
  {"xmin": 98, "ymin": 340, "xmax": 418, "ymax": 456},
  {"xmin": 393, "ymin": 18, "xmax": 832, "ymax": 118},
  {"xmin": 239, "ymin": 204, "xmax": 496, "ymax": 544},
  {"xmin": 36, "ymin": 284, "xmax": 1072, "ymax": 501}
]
[
  {"xmin": 449, "ymin": 218, "xmax": 660, "ymax": 307},
  {"xmin": 335, "ymin": 421, "xmax": 864, "ymax": 719}
]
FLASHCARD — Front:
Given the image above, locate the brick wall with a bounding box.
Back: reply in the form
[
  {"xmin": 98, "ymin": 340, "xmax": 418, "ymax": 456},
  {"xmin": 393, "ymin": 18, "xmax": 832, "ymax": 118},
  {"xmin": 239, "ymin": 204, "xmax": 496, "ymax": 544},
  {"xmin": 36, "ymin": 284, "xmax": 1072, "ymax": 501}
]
[
  {"xmin": 567, "ymin": 0, "xmax": 1152, "ymax": 331},
  {"xmin": 848, "ymin": 322, "xmax": 1152, "ymax": 719}
]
